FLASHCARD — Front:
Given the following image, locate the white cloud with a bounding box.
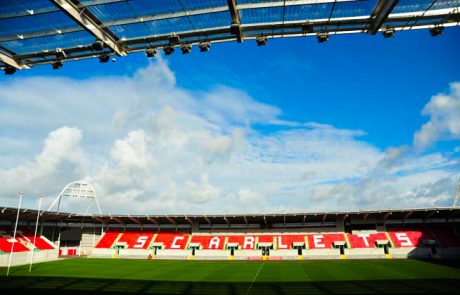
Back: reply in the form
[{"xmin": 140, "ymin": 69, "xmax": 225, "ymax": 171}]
[
  {"xmin": 414, "ymin": 83, "xmax": 460, "ymax": 150},
  {"xmin": 0, "ymin": 60, "xmax": 458, "ymax": 214}
]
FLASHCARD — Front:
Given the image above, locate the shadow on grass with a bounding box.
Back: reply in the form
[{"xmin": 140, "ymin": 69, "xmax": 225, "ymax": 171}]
[
  {"xmin": 417, "ymin": 259, "xmax": 460, "ymax": 269},
  {"xmin": 1, "ymin": 276, "xmax": 460, "ymax": 294}
]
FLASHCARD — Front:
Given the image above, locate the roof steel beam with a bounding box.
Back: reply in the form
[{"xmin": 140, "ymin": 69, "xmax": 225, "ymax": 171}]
[
  {"xmin": 109, "ymin": 215, "xmax": 125, "ymax": 225},
  {"xmin": 368, "ymin": 0, "xmax": 400, "ymax": 34},
  {"xmin": 238, "ymin": 0, "xmax": 355, "ymax": 10},
  {"xmin": 1, "ymin": 5, "xmax": 453, "ymax": 42},
  {"xmin": 425, "ymin": 210, "xmax": 439, "ymax": 219},
  {"xmin": 51, "ymin": 0, "xmax": 126, "ymax": 56},
  {"xmin": 166, "ymin": 216, "xmax": 177, "ymax": 226},
  {"xmin": 203, "ymin": 215, "xmax": 212, "ymax": 225},
  {"xmin": 404, "ymin": 211, "xmax": 414, "ymax": 219},
  {"xmin": 227, "ymin": 0, "xmax": 243, "ymax": 42},
  {"xmin": 0, "ymin": 0, "xmax": 127, "ymax": 19},
  {"xmin": 0, "ymin": 52, "xmax": 29, "ymax": 69},
  {"xmin": 146, "ymin": 215, "xmax": 159, "ymax": 225},
  {"xmin": 94, "ymin": 216, "xmax": 107, "ymax": 224},
  {"xmin": 128, "ymin": 216, "xmax": 141, "ymax": 225}
]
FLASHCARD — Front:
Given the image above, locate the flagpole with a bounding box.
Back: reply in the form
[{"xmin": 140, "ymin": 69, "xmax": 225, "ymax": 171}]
[
  {"xmin": 29, "ymin": 195, "xmax": 42, "ymax": 272},
  {"xmin": 6, "ymin": 192, "xmax": 23, "ymax": 276}
]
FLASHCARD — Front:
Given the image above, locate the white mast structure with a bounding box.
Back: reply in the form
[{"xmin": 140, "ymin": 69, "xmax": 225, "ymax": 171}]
[
  {"xmin": 48, "ymin": 181, "xmax": 102, "ymax": 214},
  {"xmin": 453, "ymin": 178, "xmax": 460, "ymax": 208}
]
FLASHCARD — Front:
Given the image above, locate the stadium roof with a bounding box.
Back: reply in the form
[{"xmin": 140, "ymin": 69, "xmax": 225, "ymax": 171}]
[
  {"xmin": 1, "ymin": 0, "xmax": 459, "ymax": 71},
  {"xmin": 1, "ymin": 207, "xmax": 459, "ymax": 226}
]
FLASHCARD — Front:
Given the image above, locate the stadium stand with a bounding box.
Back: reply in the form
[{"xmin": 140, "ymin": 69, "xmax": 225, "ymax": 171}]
[
  {"xmin": 307, "ymin": 233, "xmax": 346, "ymax": 249},
  {"xmin": 154, "ymin": 233, "xmax": 189, "ymax": 249},
  {"xmin": 0, "ymin": 207, "xmax": 459, "ymax": 264},
  {"xmin": 388, "ymin": 229, "xmax": 432, "ymax": 247},
  {"xmin": 429, "ymin": 225, "xmax": 460, "ymax": 247},
  {"xmin": 117, "ymin": 231, "xmax": 155, "ymax": 249},
  {"xmin": 0, "ymin": 237, "xmax": 29, "ymax": 253},
  {"xmin": 189, "ymin": 235, "xmax": 226, "ymax": 250},
  {"xmin": 347, "ymin": 232, "xmax": 389, "ymax": 248},
  {"xmin": 95, "ymin": 231, "xmax": 121, "ymax": 248},
  {"xmin": 16, "ymin": 229, "xmax": 55, "ymax": 250}
]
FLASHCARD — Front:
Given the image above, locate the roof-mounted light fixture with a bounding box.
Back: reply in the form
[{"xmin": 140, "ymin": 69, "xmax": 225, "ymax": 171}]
[
  {"xmin": 164, "ymin": 45, "xmax": 175, "ymax": 56},
  {"xmin": 181, "ymin": 44, "xmax": 192, "ymax": 54},
  {"xmin": 146, "ymin": 48, "xmax": 157, "ymax": 58},
  {"xmin": 429, "ymin": 25, "xmax": 444, "ymax": 37},
  {"xmin": 4, "ymin": 67, "xmax": 16, "ymax": 75},
  {"xmin": 99, "ymin": 54, "xmax": 110, "ymax": 63},
  {"xmin": 256, "ymin": 35, "xmax": 268, "ymax": 46},
  {"xmin": 52, "ymin": 61, "xmax": 63, "ymax": 70},
  {"xmin": 199, "ymin": 41, "xmax": 211, "ymax": 52},
  {"xmin": 382, "ymin": 27, "xmax": 395, "ymax": 38},
  {"xmin": 317, "ymin": 32, "xmax": 328, "ymax": 43}
]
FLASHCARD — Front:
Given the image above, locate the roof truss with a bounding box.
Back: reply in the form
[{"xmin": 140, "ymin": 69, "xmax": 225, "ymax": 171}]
[{"xmin": 51, "ymin": 0, "xmax": 126, "ymax": 56}]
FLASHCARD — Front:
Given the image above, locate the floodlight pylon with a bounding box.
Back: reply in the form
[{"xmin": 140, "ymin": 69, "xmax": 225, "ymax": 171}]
[
  {"xmin": 453, "ymin": 178, "xmax": 460, "ymax": 208},
  {"xmin": 48, "ymin": 180, "xmax": 102, "ymax": 214}
]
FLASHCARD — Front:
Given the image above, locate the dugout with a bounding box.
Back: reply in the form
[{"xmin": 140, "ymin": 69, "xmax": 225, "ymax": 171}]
[
  {"xmin": 258, "ymin": 242, "xmax": 273, "ymax": 256},
  {"xmin": 333, "ymin": 241, "xmax": 347, "ymax": 255},
  {"xmin": 293, "ymin": 242, "xmax": 305, "ymax": 255}
]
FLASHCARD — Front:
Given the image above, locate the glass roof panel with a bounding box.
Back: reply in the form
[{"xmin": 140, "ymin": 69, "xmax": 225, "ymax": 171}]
[
  {"xmin": 284, "ymin": 4, "xmax": 335, "ymax": 21},
  {"xmin": 392, "ymin": 0, "xmax": 434, "ymax": 13},
  {"xmin": 189, "ymin": 11, "xmax": 231, "ymax": 29},
  {"xmin": 0, "ymin": 0, "xmax": 57, "ymax": 18},
  {"xmin": 237, "ymin": 0, "xmax": 280, "ymax": 3},
  {"xmin": 240, "ymin": 7, "xmax": 284, "ymax": 24},
  {"xmin": 0, "ymin": 31, "xmax": 95, "ymax": 55},
  {"xmin": 88, "ymin": 0, "xmax": 184, "ymax": 22},
  {"xmin": 431, "ymin": 0, "xmax": 460, "ymax": 10},
  {"xmin": 331, "ymin": 0, "xmax": 379, "ymax": 18},
  {"xmin": 0, "ymin": 12, "xmax": 79, "ymax": 38},
  {"xmin": 110, "ymin": 17, "xmax": 194, "ymax": 39},
  {"xmin": 181, "ymin": 0, "xmax": 228, "ymax": 10}
]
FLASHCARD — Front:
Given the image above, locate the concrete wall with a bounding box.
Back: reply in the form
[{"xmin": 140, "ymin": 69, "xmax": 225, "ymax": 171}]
[{"xmin": 0, "ymin": 250, "xmax": 59, "ymax": 267}]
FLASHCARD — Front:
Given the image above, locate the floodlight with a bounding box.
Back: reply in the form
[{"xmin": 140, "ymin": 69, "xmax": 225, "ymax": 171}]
[
  {"xmin": 168, "ymin": 33, "xmax": 180, "ymax": 45},
  {"xmin": 317, "ymin": 33, "xmax": 328, "ymax": 43},
  {"xmin": 164, "ymin": 45, "xmax": 175, "ymax": 56},
  {"xmin": 429, "ymin": 26, "xmax": 444, "ymax": 37},
  {"xmin": 382, "ymin": 27, "xmax": 395, "ymax": 38},
  {"xmin": 4, "ymin": 67, "xmax": 16, "ymax": 75},
  {"xmin": 256, "ymin": 35, "xmax": 268, "ymax": 46},
  {"xmin": 52, "ymin": 61, "xmax": 63, "ymax": 70},
  {"xmin": 181, "ymin": 44, "xmax": 192, "ymax": 54},
  {"xmin": 146, "ymin": 48, "xmax": 157, "ymax": 58},
  {"xmin": 99, "ymin": 54, "xmax": 110, "ymax": 63},
  {"xmin": 92, "ymin": 40, "xmax": 104, "ymax": 51},
  {"xmin": 199, "ymin": 41, "xmax": 211, "ymax": 52}
]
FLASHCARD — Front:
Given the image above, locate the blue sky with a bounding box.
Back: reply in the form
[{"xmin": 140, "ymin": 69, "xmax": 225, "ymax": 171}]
[{"xmin": 0, "ymin": 27, "xmax": 459, "ymax": 214}]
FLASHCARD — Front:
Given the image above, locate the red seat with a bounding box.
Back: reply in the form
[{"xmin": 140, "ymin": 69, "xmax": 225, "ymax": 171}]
[
  {"xmin": 388, "ymin": 230, "xmax": 432, "ymax": 247},
  {"xmin": 226, "ymin": 236, "xmax": 258, "ymax": 249},
  {"xmin": 95, "ymin": 231, "xmax": 121, "ymax": 248},
  {"xmin": 154, "ymin": 233, "xmax": 189, "ymax": 249},
  {"xmin": 276, "ymin": 235, "xmax": 306, "ymax": 249},
  {"xmin": 307, "ymin": 233, "xmax": 346, "ymax": 249},
  {"xmin": 117, "ymin": 231, "xmax": 155, "ymax": 249},
  {"xmin": 347, "ymin": 232, "xmax": 388, "ymax": 248},
  {"xmin": 190, "ymin": 236, "xmax": 225, "ymax": 249},
  {"xmin": 430, "ymin": 226, "xmax": 460, "ymax": 247},
  {"xmin": 17, "ymin": 230, "xmax": 55, "ymax": 250},
  {"xmin": 0, "ymin": 238, "xmax": 29, "ymax": 252}
]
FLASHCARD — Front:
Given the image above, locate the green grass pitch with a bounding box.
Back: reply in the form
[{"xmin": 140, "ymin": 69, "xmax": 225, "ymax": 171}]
[{"xmin": 1, "ymin": 258, "xmax": 460, "ymax": 294}]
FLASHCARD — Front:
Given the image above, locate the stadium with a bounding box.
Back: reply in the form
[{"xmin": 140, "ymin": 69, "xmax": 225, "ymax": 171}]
[{"xmin": 1, "ymin": 0, "xmax": 460, "ymax": 294}]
